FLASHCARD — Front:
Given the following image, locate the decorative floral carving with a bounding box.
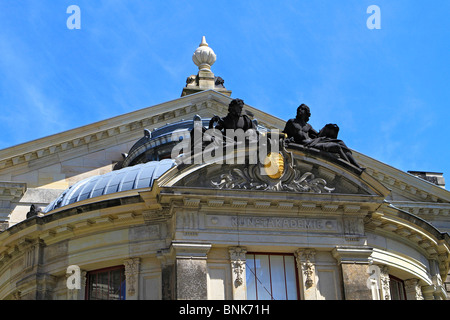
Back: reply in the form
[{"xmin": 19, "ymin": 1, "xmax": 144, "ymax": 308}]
[
  {"xmin": 379, "ymin": 265, "xmax": 391, "ymax": 300},
  {"xmin": 232, "ymin": 260, "xmax": 245, "ymax": 288},
  {"xmin": 124, "ymin": 258, "xmax": 140, "ymax": 297},
  {"xmin": 229, "ymin": 247, "xmax": 247, "ymax": 288},
  {"xmin": 303, "ymin": 262, "xmax": 314, "ymax": 288},
  {"xmin": 295, "ymin": 249, "xmax": 316, "ymax": 288}
]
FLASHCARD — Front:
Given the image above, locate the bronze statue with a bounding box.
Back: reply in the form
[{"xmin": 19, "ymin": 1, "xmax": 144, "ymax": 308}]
[
  {"xmin": 209, "ymin": 98, "xmax": 256, "ymax": 132},
  {"xmin": 283, "ymin": 104, "xmax": 361, "ymax": 169},
  {"xmin": 26, "ymin": 204, "xmax": 41, "ymax": 219},
  {"xmin": 283, "ymin": 104, "xmax": 318, "ymax": 145}
]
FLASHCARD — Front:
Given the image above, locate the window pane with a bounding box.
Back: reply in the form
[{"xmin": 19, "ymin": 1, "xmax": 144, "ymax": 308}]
[
  {"xmin": 389, "ymin": 277, "xmax": 405, "ymax": 300},
  {"xmin": 109, "ymin": 269, "xmax": 123, "ymax": 300},
  {"xmin": 97, "ymin": 271, "xmax": 109, "ymax": 299},
  {"xmin": 86, "ymin": 267, "xmax": 126, "ymax": 300},
  {"xmin": 245, "ymin": 254, "xmax": 257, "ymax": 300},
  {"xmin": 254, "ymin": 255, "xmax": 272, "ymax": 300},
  {"xmin": 269, "ymin": 255, "xmax": 287, "ymax": 300},
  {"xmin": 88, "ymin": 274, "xmax": 98, "ymax": 300},
  {"xmin": 284, "ymin": 255, "xmax": 298, "ymax": 300},
  {"xmin": 245, "ymin": 254, "xmax": 298, "ymax": 300}
]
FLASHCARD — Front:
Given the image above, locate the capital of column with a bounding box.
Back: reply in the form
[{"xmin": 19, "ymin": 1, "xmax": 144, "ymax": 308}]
[
  {"xmin": 404, "ymin": 278, "xmax": 424, "ymax": 300},
  {"xmin": 229, "ymin": 246, "xmax": 247, "ymax": 261}
]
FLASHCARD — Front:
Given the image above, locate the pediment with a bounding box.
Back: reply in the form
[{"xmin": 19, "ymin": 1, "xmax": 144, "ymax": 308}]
[{"xmin": 160, "ymin": 146, "xmax": 390, "ymax": 198}]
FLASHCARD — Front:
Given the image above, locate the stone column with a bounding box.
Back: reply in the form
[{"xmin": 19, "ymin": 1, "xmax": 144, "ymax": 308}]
[
  {"xmin": 332, "ymin": 246, "xmax": 374, "ymax": 300},
  {"xmin": 124, "ymin": 258, "xmax": 141, "ymax": 300},
  {"xmin": 404, "ymin": 278, "xmax": 424, "ymax": 300},
  {"xmin": 171, "ymin": 242, "xmax": 211, "ymax": 300},
  {"xmin": 229, "ymin": 246, "xmax": 247, "ymax": 300},
  {"xmin": 295, "ymin": 249, "xmax": 317, "ymax": 300}
]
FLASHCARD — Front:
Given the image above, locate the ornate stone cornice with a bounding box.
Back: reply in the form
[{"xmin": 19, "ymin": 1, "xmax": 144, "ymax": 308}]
[
  {"xmin": 365, "ymin": 206, "xmax": 450, "ymax": 278},
  {"xmin": 0, "ymin": 182, "xmax": 27, "ymax": 201},
  {"xmin": 391, "ymin": 201, "xmax": 450, "ymax": 218},
  {"xmin": 355, "ymin": 154, "xmax": 450, "ymax": 204},
  {"xmin": 160, "ymin": 188, "xmax": 380, "ymax": 216}
]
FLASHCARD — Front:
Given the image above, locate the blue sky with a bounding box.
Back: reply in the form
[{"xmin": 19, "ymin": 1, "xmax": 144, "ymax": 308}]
[{"xmin": 0, "ymin": 1, "xmax": 449, "ymax": 179}]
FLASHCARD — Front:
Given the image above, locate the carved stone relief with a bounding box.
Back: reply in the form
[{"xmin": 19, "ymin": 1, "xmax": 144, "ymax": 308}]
[
  {"xmin": 176, "ymin": 154, "xmax": 367, "ymax": 195},
  {"xmin": 229, "ymin": 246, "xmax": 247, "ymax": 288},
  {"xmin": 295, "ymin": 249, "xmax": 316, "ymax": 289},
  {"xmin": 124, "ymin": 258, "xmax": 140, "ymax": 299}
]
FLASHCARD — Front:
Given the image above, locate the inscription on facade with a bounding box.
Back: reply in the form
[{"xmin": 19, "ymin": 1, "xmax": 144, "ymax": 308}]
[{"xmin": 230, "ymin": 216, "xmax": 336, "ymax": 232}]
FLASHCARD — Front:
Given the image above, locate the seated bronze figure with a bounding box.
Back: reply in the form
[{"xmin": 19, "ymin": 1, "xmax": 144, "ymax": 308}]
[{"xmin": 283, "ymin": 104, "xmax": 361, "ymax": 169}]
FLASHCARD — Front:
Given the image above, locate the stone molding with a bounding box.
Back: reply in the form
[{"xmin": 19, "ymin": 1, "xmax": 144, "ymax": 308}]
[
  {"xmin": 331, "ymin": 246, "xmax": 373, "ymax": 264},
  {"xmin": 362, "ymin": 163, "xmax": 450, "ymax": 204},
  {"xmin": 392, "ymin": 201, "xmax": 450, "ymax": 218},
  {"xmin": 0, "ymin": 182, "xmax": 27, "ymax": 226},
  {"xmin": 171, "ymin": 242, "xmax": 211, "ymax": 260}
]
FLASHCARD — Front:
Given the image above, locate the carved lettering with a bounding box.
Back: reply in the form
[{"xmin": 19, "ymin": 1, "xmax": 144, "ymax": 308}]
[{"xmin": 230, "ymin": 217, "xmax": 333, "ymax": 231}]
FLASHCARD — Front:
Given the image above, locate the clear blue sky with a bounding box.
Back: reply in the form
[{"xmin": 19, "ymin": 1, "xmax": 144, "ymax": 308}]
[{"xmin": 1, "ymin": 1, "xmax": 449, "ymax": 179}]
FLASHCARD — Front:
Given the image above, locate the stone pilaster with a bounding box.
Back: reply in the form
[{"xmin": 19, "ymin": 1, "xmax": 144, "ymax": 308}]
[
  {"xmin": 0, "ymin": 182, "xmax": 26, "ymax": 230},
  {"xmin": 124, "ymin": 258, "xmax": 140, "ymax": 300},
  {"xmin": 171, "ymin": 242, "xmax": 211, "ymax": 300},
  {"xmin": 229, "ymin": 246, "xmax": 247, "ymax": 300},
  {"xmin": 66, "ymin": 269, "xmax": 87, "ymax": 300},
  {"xmin": 404, "ymin": 278, "xmax": 424, "ymax": 300},
  {"xmin": 379, "ymin": 265, "xmax": 391, "ymax": 300},
  {"xmin": 295, "ymin": 249, "xmax": 317, "ymax": 300},
  {"xmin": 332, "ymin": 246, "xmax": 373, "ymax": 300}
]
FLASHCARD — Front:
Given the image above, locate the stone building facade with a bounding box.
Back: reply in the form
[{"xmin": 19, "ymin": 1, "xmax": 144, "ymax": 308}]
[{"xmin": 0, "ymin": 38, "xmax": 448, "ymax": 300}]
